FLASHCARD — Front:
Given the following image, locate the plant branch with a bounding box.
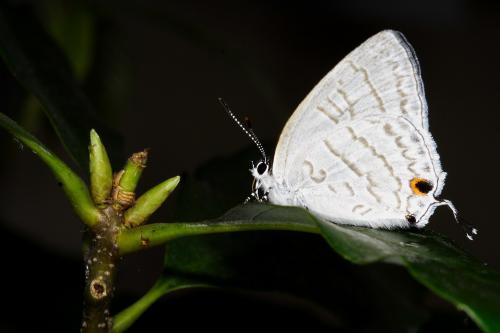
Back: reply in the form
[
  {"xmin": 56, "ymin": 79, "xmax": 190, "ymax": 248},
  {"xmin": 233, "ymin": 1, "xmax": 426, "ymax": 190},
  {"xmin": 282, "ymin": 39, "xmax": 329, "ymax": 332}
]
[
  {"xmin": 81, "ymin": 206, "xmax": 121, "ymax": 332},
  {"xmin": 117, "ymin": 219, "xmax": 320, "ymax": 255},
  {"xmin": 113, "ymin": 276, "xmax": 211, "ymax": 333}
]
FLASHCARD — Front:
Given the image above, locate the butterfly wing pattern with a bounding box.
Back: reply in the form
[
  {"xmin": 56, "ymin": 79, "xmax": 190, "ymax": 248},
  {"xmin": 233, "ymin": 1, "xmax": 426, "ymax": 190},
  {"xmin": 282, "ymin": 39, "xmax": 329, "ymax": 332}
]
[{"xmin": 257, "ymin": 30, "xmax": 448, "ymax": 229}]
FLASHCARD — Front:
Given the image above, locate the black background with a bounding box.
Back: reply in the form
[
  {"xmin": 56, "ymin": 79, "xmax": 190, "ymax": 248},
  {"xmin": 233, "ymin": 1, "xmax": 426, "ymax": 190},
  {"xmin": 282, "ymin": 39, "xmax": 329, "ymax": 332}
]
[{"xmin": 0, "ymin": 0, "xmax": 499, "ymax": 331}]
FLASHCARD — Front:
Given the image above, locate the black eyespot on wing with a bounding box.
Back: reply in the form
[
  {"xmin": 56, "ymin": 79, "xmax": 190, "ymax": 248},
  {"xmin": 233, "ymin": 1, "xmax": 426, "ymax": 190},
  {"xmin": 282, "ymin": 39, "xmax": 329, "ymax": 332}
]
[
  {"xmin": 415, "ymin": 179, "xmax": 433, "ymax": 194},
  {"xmin": 256, "ymin": 162, "xmax": 268, "ymax": 175},
  {"xmin": 406, "ymin": 214, "xmax": 417, "ymax": 225}
]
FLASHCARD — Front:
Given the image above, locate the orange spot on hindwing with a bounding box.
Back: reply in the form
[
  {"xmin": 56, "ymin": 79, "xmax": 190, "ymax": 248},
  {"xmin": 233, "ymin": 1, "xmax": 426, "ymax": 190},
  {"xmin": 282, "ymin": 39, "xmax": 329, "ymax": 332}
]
[{"xmin": 410, "ymin": 177, "xmax": 433, "ymax": 196}]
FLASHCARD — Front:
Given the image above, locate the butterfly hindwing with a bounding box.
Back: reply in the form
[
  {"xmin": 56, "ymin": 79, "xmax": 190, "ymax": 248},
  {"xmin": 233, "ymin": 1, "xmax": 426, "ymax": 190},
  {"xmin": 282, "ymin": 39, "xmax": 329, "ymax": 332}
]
[{"xmin": 287, "ymin": 116, "xmax": 443, "ymax": 228}]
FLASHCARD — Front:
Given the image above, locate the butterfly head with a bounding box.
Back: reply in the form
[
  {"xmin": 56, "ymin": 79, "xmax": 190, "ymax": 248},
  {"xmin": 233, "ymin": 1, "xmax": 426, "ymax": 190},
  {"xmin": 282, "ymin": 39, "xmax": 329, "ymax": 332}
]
[
  {"xmin": 251, "ymin": 160, "xmax": 269, "ymax": 178},
  {"xmin": 218, "ymin": 98, "xmax": 273, "ymax": 201},
  {"xmin": 250, "ymin": 159, "xmax": 272, "ymax": 201}
]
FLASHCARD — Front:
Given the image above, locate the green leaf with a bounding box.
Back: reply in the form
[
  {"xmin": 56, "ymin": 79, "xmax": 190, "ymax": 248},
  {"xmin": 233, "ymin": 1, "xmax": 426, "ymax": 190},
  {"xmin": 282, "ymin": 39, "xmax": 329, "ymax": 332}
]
[
  {"xmin": 161, "ymin": 203, "xmax": 498, "ymax": 332},
  {"xmin": 161, "ymin": 204, "xmax": 435, "ymax": 331},
  {"xmin": 0, "ymin": 5, "xmax": 122, "ymax": 168},
  {"xmin": 117, "ymin": 204, "xmax": 431, "ymax": 332},
  {"xmin": 317, "ymin": 219, "xmax": 500, "ymax": 332},
  {"xmin": 164, "ymin": 205, "xmax": 324, "ymax": 284},
  {"xmin": 0, "ymin": 112, "xmax": 100, "ymax": 227}
]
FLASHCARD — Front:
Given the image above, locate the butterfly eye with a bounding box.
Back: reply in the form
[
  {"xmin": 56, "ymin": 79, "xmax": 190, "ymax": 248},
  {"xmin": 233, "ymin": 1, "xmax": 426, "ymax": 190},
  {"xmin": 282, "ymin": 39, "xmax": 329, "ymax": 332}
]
[
  {"xmin": 406, "ymin": 214, "xmax": 417, "ymax": 225},
  {"xmin": 410, "ymin": 178, "xmax": 433, "ymax": 195},
  {"xmin": 256, "ymin": 162, "xmax": 268, "ymax": 175}
]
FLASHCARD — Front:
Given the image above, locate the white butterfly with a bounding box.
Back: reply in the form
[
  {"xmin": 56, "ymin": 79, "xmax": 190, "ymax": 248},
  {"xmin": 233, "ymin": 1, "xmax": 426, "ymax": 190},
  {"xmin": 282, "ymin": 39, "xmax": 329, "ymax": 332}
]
[{"xmin": 222, "ymin": 30, "xmax": 477, "ymax": 239}]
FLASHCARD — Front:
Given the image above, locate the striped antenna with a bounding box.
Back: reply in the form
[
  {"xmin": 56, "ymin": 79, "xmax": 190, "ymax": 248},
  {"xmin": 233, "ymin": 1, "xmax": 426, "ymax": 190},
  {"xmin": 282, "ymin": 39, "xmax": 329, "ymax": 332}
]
[{"xmin": 218, "ymin": 98, "xmax": 268, "ymax": 162}]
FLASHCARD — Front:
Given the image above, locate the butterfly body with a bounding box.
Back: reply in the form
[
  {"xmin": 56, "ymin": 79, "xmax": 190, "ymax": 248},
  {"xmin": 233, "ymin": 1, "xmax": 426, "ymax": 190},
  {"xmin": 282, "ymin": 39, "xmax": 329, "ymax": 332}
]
[{"xmin": 252, "ymin": 30, "xmax": 450, "ymax": 230}]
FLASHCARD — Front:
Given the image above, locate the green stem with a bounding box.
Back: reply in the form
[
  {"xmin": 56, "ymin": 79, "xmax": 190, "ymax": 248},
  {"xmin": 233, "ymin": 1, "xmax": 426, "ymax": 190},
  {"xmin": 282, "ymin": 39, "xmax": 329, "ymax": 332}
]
[
  {"xmin": 113, "ymin": 276, "xmax": 210, "ymax": 333},
  {"xmin": 0, "ymin": 112, "xmax": 100, "ymax": 226},
  {"xmin": 118, "ymin": 220, "xmax": 320, "ymax": 255}
]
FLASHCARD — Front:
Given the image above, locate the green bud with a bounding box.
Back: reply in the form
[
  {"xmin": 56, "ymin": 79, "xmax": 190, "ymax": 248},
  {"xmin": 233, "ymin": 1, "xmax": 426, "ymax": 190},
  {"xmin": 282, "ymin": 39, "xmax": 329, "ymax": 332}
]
[
  {"xmin": 89, "ymin": 129, "xmax": 112, "ymax": 206},
  {"xmin": 119, "ymin": 149, "xmax": 148, "ymax": 193},
  {"xmin": 124, "ymin": 176, "xmax": 180, "ymax": 228}
]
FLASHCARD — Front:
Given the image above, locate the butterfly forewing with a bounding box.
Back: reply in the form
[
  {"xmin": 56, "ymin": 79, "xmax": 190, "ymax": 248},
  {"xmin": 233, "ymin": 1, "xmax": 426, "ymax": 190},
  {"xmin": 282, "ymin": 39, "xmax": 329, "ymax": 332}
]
[{"xmin": 273, "ymin": 30, "xmax": 437, "ymax": 181}]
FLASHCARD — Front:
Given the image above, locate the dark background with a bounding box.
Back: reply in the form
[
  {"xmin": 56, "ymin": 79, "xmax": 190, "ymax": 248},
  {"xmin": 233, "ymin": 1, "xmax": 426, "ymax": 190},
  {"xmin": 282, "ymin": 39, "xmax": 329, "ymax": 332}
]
[{"xmin": 0, "ymin": 0, "xmax": 499, "ymax": 331}]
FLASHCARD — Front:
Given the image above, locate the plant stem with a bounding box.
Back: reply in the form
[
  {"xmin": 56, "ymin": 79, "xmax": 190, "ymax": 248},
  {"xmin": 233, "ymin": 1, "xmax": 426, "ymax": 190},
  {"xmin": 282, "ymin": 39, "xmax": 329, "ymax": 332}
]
[
  {"xmin": 113, "ymin": 276, "xmax": 211, "ymax": 333},
  {"xmin": 81, "ymin": 207, "xmax": 121, "ymax": 332},
  {"xmin": 118, "ymin": 220, "xmax": 320, "ymax": 255}
]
